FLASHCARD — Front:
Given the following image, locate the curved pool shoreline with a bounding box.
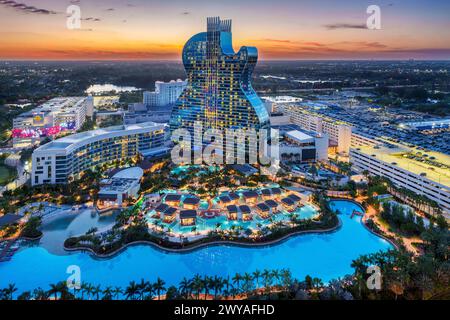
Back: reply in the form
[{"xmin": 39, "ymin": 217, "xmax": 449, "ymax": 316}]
[
  {"xmin": 0, "ymin": 200, "xmax": 394, "ymax": 293},
  {"xmin": 64, "ymin": 218, "xmax": 343, "ymax": 259}
]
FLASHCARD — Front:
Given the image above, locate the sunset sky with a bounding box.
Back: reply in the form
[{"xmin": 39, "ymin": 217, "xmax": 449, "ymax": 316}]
[{"xmin": 1, "ymin": 0, "xmax": 449, "ymax": 60}]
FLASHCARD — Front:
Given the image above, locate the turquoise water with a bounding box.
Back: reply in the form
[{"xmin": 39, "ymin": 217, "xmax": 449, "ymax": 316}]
[
  {"xmin": 0, "ymin": 201, "xmax": 392, "ymax": 293},
  {"xmin": 39, "ymin": 209, "xmax": 118, "ymax": 255}
]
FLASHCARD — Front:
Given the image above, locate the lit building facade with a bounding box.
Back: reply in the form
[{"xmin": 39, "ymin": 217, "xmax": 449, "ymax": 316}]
[
  {"xmin": 31, "ymin": 122, "xmax": 167, "ymax": 185},
  {"xmin": 13, "ymin": 97, "xmax": 94, "ymax": 148},
  {"xmin": 284, "ymin": 105, "xmax": 352, "ymax": 154},
  {"xmin": 170, "ymin": 17, "xmax": 269, "ymax": 136},
  {"xmin": 351, "ymin": 143, "xmax": 450, "ymax": 215},
  {"xmin": 143, "ymin": 80, "xmax": 187, "ymax": 107}
]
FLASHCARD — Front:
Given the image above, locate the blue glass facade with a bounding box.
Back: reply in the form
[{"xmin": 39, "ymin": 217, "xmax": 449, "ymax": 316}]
[{"xmin": 170, "ymin": 17, "xmax": 269, "ymax": 135}]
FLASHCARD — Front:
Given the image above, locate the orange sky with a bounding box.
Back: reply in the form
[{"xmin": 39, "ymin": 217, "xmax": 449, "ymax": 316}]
[{"xmin": 1, "ymin": 0, "xmax": 449, "ymax": 60}]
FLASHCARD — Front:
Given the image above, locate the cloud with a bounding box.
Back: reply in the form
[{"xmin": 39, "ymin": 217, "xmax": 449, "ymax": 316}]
[
  {"xmin": 81, "ymin": 17, "xmax": 101, "ymax": 22},
  {"xmin": 323, "ymin": 23, "xmax": 367, "ymax": 30},
  {"xmin": 106, "ymin": 8, "xmax": 115, "ymax": 11},
  {"xmin": 0, "ymin": 0, "xmax": 58, "ymax": 14},
  {"xmin": 181, "ymin": 11, "xmax": 190, "ymax": 15}
]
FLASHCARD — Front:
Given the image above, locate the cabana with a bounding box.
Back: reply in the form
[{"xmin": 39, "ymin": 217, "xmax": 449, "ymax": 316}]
[
  {"xmin": 242, "ymin": 191, "xmax": 259, "ymax": 204},
  {"xmin": 179, "ymin": 210, "xmax": 197, "ymax": 226},
  {"xmin": 239, "ymin": 205, "xmax": 252, "ymax": 221},
  {"xmin": 270, "ymin": 188, "xmax": 282, "ymax": 199},
  {"xmin": 288, "ymin": 193, "xmax": 301, "ymax": 202},
  {"xmin": 227, "ymin": 192, "xmax": 240, "ymax": 204},
  {"xmin": 165, "ymin": 194, "xmax": 182, "ymax": 207},
  {"xmin": 154, "ymin": 203, "xmax": 169, "ymax": 217},
  {"xmin": 162, "ymin": 207, "xmax": 177, "ymax": 223},
  {"xmin": 255, "ymin": 203, "xmax": 271, "ymax": 219},
  {"xmin": 287, "ymin": 193, "xmax": 303, "ymax": 207},
  {"xmin": 226, "ymin": 205, "xmax": 238, "ymax": 220},
  {"xmin": 218, "ymin": 195, "xmax": 232, "ymax": 206},
  {"xmin": 260, "ymin": 188, "xmax": 273, "ymax": 200},
  {"xmin": 281, "ymin": 197, "xmax": 296, "ymax": 211},
  {"xmin": 183, "ymin": 196, "xmax": 200, "ymax": 209}
]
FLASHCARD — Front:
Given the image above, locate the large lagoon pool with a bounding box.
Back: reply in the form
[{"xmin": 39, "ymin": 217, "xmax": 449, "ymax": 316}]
[{"xmin": 0, "ymin": 201, "xmax": 392, "ymax": 293}]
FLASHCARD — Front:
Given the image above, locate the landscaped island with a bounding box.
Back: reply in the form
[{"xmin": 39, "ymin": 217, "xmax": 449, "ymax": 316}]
[{"xmin": 64, "ymin": 184, "xmax": 339, "ymax": 255}]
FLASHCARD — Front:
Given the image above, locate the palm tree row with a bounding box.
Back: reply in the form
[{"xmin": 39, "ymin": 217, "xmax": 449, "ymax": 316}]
[{"xmin": 0, "ymin": 268, "xmax": 292, "ymax": 300}]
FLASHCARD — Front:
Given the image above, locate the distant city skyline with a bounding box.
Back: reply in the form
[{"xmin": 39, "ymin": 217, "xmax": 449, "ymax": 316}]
[{"xmin": 1, "ymin": 0, "xmax": 449, "ymax": 60}]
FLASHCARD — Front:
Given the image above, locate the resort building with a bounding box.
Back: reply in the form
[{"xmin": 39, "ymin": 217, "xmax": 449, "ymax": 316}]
[
  {"xmin": 154, "ymin": 203, "xmax": 170, "ymax": 217},
  {"xmin": 31, "ymin": 122, "xmax": 167, "ymax": 186},
  {"xmin": 97, "ymin": 167, "xmax": 143, "ymax": 207},
  {"xmin": 169, "ymin": 17, "xmax": 269, "ymax": 142},
  {"xmin": 238, "ymin": 205, "xmax": 252, "ymax": 221},
  {"xmin": 242, "ymin": 191, "xmax": 259, "ymax": 204},
  {"xmin": 255, "ymin": 203, "xmax": 271, "ymax": 219},
  {"xmin": 281, "ymin": 197, "xmax": 296, "ymax": 211},
  {"xmin": 226, "ymin": 205, "xmax": 238, "ymax": 220},
  {"xmin": 179, "ymin": 210, "xmax": 197, "ymax": 226},
  {"xmin": 13, "ymin": 97, "xmax": 94, "ymax": 148},
  {"xmin": 162, "ymin": 207, "xmax": 177, "ymax": 223},
  {"xmin": 350, "ymin": 131, "xmax": 379, "ymax": 148},
  {"xmin": 350, "ymin": 142, "xmax": 450, "ymax": 216},
  {"xmin": 281, "ymin": 130, "xmax": 329, "ymax": 162},
  {"xmin": 143, "ymin": 80, "xmax": 187, "ymax": 107},
  {"xmin": 264, "ymin": 199, "xmax": 280, "ymax": 213},
  {"xmin": 283, "ymin": 105, "xmax": 352, "ymax": 154},
  {"xmin": 165, "ymin": 194, "xmax": 182, "ymax": 207},
  {"xmin": 183, "ymin": 196, "xmax": 200, "ymax": 210}
]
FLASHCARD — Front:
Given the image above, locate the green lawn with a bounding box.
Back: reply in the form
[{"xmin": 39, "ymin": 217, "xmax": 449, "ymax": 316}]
[{"xmin": 0, "ymin": 164, "xmax": 16, "ymax": 186}]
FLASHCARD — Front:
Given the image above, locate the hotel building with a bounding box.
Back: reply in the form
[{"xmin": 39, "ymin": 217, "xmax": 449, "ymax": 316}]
[
  {"xmin": 143, "ymin": 80, "xmax": 187, "ymax": 107},
  {"xmin": 283, "ymin": 105, "xmax": 352, "ymax": 154},
  {"xmin": 31, "ymin": 122, "xmax": 167, "ymax": 186},
  {"xmin": 170, "ymin": 17, "xmax": 269, "ymax": 136},
  {"xmin": 351, "ymin": 142, "xmax": 450, "ymax": 215},
  {"xmin": 281, "ymin": 130, "xmax": 329, "ymax": 162},
  {"xmin": 13, "ymin": 97, "xmax": 94, "ymax": 148}
]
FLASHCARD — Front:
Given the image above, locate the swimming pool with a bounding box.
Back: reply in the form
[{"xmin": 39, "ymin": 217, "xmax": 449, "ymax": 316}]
[{"xmin": 0, "ymin": 200, "xmax": 392, "ymax": 293}]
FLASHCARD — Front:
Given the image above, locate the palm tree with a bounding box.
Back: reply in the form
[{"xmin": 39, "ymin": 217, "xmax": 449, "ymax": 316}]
[
  {"xmin": 85, "ymin": 283, "xmax": 94, "ymax": 300},
  {"xmin": 137, "ymin": 279, "xmax": 150, "ymax": 300},
  {"xmin": 262, "ymin": 269, "xmax": 273, "ymax": 294},
  {"xmin": 93, "ymin": 285, "xmax": 102, "ymax": 300},
  {"xmin": 232, "ymin": 273, "xmax": 242, "ymax": 294},
  {"xmin": 212, "ymin": 276, "xmax": 224, "ymax": 300},
  {"xmin": 271, "ymin": 269, "xmax": 281, "ymax": 287},
  {"xmin": 3, "ymin": 283, "xmax": 17, "ymax": 300},
  {"xmin": 253, "ymin": 270, "xmax": 261, "ymax": 290},
  {"xmin": 125, "ymin": 281, "xmax": 139, "ymax": 300},
  {"xmin": 113, "ymin": 286, "xmax": 123, "ymax": 300},
  {"xmin": 222, "ymin": 276, "xmax": 231, "ymax": 298},
  {"xmin": 48, "ymin": 283, "xmax": 60, "ymax": 300},
  {"xmin": 179, "ymin": 277, "xmax": 192, "ymax": 299},
  {"xmin": 33, "ymin": 287, "xmax": 49, "ymax": 300},
  {"xmin": 242, "ymin": 273, "xmax": 254, "ymax": 295},
  {"xmin": 102, "ymin": 286, "xmax": 113, "ymax": 300},
  {"xmin": 192, "ymin": 274, "xmax": 203, "ymax": 300},
  {"xmin": 154, "ymin": 277, "xmax": 166, "ymax": 300},
  {"xmin": 143, "ymin": 283, "xmax": 154, "ymax": 300},
  {"xmin": 203, "ymin": 276, "xmax": 211, "ymax": 300}
]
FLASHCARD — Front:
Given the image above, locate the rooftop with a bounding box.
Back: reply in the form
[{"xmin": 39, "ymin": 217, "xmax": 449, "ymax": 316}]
[
  {"xmin": 354, "ymin": 142, "xmax": 450, "ymax": 187},
  {"xmin": 180, "ymin": 210, "xmax": 197, "ymax": 219},
  {"xmin": 35, "ymin": 121, "xmax": 165, "ymax": 153},
  {"xmin": 285, "ymin": 130, "xmax": 315, "ymax": 144},
  {"xmin": 239, "ymin": 205, "xmax": 251, "ymax": 213}
]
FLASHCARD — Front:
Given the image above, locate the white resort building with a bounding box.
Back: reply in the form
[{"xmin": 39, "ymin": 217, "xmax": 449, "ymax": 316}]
[{"xmin": 31, "ymin": 122, "xmax": 168, "ymax": 186}]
